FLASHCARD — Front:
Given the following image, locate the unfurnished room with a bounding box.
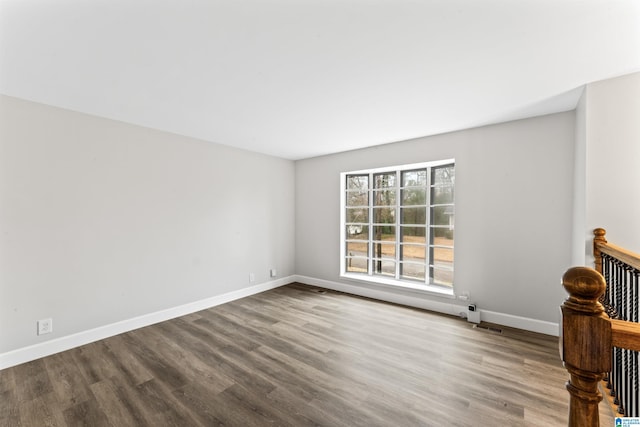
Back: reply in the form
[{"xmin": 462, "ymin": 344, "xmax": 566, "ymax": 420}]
[{"xmin": 1, "ymin": 1, "xmax": 640, "ymax": 426}]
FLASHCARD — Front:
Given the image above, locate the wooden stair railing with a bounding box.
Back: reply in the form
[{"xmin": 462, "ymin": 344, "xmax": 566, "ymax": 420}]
[{"xmin": 560, "ymin": 229, "xmax": 640, "ymax": 426}]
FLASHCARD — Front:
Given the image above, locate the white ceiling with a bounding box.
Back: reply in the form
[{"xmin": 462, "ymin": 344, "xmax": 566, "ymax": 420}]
[{"xmin": 1, "ymin": 1, "xmax": 639, "ymax": 160}]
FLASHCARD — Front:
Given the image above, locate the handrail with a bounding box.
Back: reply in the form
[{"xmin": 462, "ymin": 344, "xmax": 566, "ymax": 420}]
[
  {"xmin": 611, "ymin": 319, "xmax": 640, "ymax": 352},
  {"xmin": 560, "ymin": 229, "xmax": 640, "ymax": 426},
  {"xmin": 593, "ymin": 227, "xmax": 640, "ymax": 273}
]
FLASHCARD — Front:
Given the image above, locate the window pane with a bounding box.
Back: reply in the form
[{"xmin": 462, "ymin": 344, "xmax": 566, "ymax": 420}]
[
  {"xmin": 373, "ymin": 189, "xmax": 396, "ymax": 206},
  {"xmin": 432, "ymin": 166, "xmax": 455, "ymax": 205},
  {"xmin": 346, "ymin": 257, "xmax": 368, "ymax": 273},
  {"xmin": 346, "ymin": 208, "xmax": 368, "ymax": 223},
  {"xmin": 431, "ymin": 247, "xmax": 454, "ymax": 270},
  {"xmin": 401, "ymin": 188, "xmax": 426, "ymax": 206},
  {"xmin": 401, "ymin": 262, "xmax": 426, "ymax": 281},
  {"xmin": 401, "ymin": 207, "xmax": 426, "ymax": 224},
  {"xmin": 431, "ymin": 206, "xmax": 454, "ymax": 226},
  {"xmin": 373, "ymin": 260, "xmax": 395, "ymax": 277},
  {"xmin": 346, "ymin": 225, "xmax": 369, "ymax": 240},
  {"xmin": 400, "ymin": 226, "xmax": 426, "ymax": 241},
  {"xmin": 373, "ymin": 242, "xmax": 396, "ymax": 259},
  {"xmin": 432, "ymin": 186, "xmax": 454, "ymax": 205},
  {"xmin": 373, "ymin": 207, "xmax": 395, "ymax": 223},
  {"xmin": 373, "ymin": 226, "xmax": 395, "ymax": 241},
  {"xmin": 431, "ymin": 227, "xmax": 454, "ymax": 246},
  {"xmin": 402, "ymin": 169, "xmax": 427, "ymax": 187},
  {"xmin": 346, "ymin": 241, "xmax": 368, "ymax": 257},
  {"xmin": 374, "ymin": 173, "xmax": 396, "ymax": 189},
  {"xmin": 400, "ymin": 244, "xmax": 425, "ymax": 262},
  {"xmin": 432, "ymin": 165, "xmax": 454, "ymax": 186},
  {"xmin": 346, "ymin": 190, "xmax": 368, "ymax": 206},
  {"xmin": 347, "ymin": 175, "xmax": 368, "ymax": 190},
  {"xmin": 432, "ymin": 267, "xmax": 453, "ymax": 286}
]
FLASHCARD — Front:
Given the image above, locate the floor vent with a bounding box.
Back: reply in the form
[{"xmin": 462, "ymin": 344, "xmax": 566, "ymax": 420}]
[{"xmin": 473, "ymin": 324, "xmax": 503, "ymax": 334}]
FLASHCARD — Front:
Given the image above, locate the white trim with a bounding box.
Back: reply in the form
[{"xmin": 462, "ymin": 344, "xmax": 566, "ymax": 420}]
[
  {"xmin": 294, "ymin": 275, "xmax": 560, "ymax": 337},
  {"xmin": 343, "ymin": 158, "xmax": 455, "ymax": 176},
  {"xmin": 295, "ymin": 274, "xmax": 465, "ymax": 317},
  {"xmin": 340, "ymin": 272, "xmax": 455, "ymax": 297},
  {"xmin": 1, "ymin": 273, "xmax": 560, "ymax": 370},
  {"xmin": 0, "ymin": 277, "xmax": 292, "ymax": 370},
  {"xmin": 480, "ymin": 309, "xmax": 559, "ymax": 336}
]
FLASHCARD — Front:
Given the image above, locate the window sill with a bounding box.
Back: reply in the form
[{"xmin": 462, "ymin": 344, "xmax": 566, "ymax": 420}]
[{"xmin": 340, "ymin": 273, "xmax": 455, "ymax": 298}]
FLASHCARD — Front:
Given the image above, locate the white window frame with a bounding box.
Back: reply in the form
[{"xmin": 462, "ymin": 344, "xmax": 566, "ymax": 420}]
[{"xmin": 340, "ymin": 159, "xmax": 455, "ymax": 296}]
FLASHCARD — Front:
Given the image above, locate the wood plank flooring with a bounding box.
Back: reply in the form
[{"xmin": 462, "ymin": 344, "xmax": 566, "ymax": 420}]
[{"xmin": 1, "ymin": 283, "xmax": 614, "ymax": 426}]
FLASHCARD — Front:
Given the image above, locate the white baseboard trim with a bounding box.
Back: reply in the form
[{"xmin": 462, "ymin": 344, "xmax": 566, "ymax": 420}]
[
  {"xmin": 294, "ymin": 275, "xmax": 467, "ymax": 317},
  {"xmin": 0, "ymin": 276, "xmax": 293, "ymax": 370},
  {"xmin": 480, "ymin": 310, "xmax": 559, "ymax": 336},
  {"xmin": 293, "ymin": 275, "xmax": 559, "ymax": 336}
]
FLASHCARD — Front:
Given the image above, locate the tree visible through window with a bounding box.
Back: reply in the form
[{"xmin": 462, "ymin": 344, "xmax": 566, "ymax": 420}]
[{"xmin": 341, "ymin": 160, "xmax": 454, "ymax": 288}]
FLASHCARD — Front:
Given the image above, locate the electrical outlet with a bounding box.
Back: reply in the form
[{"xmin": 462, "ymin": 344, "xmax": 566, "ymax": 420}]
[
  {"xmin": 249, "ymin": 273, "xmax": 255, "ymax": 283},
  {"xmin": 270, "ymin": 268, "xmax": 277, "ymax": 278},
  {"xmin": 37, "ymin": 318, "xmax": 53, "ymax": 335}
]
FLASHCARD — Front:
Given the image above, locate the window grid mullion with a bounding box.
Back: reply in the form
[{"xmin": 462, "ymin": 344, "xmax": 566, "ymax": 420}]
[
  {"xmin": 395, "ymin": 170, "xmax": 401, "ymax": 280},
  {"xmin": 425, "ymin": 167, "xmax": 433, "ymax": 285},
  {"xmin": 367, "ymin": 172, "xmax": 373, "ymax": 276}
]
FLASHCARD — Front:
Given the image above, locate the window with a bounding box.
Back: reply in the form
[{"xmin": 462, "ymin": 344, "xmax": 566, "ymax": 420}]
[{"xmin": 341, "ymin": 160, "xmax": 454, "ymax": 292}]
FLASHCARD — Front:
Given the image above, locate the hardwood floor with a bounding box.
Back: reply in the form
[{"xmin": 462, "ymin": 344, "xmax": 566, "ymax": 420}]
[{"xmin": 1, "ymin": 283, "xmax": 613, "ymax": 426}]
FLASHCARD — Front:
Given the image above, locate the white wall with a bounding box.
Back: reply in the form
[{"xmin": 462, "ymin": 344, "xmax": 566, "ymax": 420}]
[
  {"xmin": 3, "ymin": 71, "xmax": 637, "ymax": 362},
  {"xmin": 572, "ymin": 89, "xmax": 587, "ymax": 266},
  {"xmin": 0, "ymin": 95, "xmax": 295, "ymax": 355},
  {"xmin": 296, "ymin": 112, "xmax": 575, "ymax": 326},
  {"xmin": 585, "ymin": 72, "xmax": 640, "ymax": 256}
]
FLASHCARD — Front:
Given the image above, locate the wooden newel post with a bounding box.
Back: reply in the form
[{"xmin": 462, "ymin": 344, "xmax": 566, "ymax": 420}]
[
  {"xmin": 593, "ymin": 228, "xmax": 607, "ymax": 275},
  {"xmin": 560, "ymin": 267, "xmax": 611, "ymax": 427}
]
